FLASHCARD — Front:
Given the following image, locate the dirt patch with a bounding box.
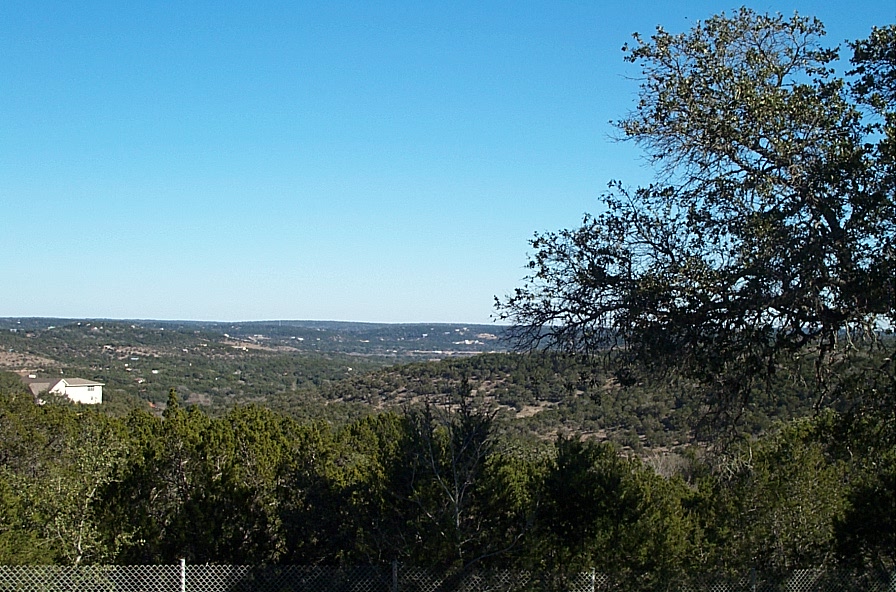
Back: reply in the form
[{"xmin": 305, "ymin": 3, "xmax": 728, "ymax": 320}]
[
  {"xmin": 0, "ymin": 351, "xmax": 59, "ymax": 373},
  {"xmin": 221, "ymin": 339, "xmax": 298, "ymax": 353},
  {"xmin": 102, "ymin": 345, "xmax": 168, "ymax": 359},
  {"xmin": 515, "ymin": 403, "xmax": 553, "ymax": 418}
]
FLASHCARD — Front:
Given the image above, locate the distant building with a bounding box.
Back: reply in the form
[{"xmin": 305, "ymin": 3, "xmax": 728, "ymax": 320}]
[{"xmin": 26, "ymin": 377, "xmax": 104, "ymax": 404}]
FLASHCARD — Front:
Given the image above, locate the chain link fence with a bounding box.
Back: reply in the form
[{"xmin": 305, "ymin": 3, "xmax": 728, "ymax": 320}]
[{"xmin": 0, "ymin": 564, "xmax": 892, "ymax": 592}]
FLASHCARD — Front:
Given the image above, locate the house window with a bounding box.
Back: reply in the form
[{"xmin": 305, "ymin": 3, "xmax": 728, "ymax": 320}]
[{"xmin": 87, "ymin": 386, "xmax": 94, "ymax": 391}]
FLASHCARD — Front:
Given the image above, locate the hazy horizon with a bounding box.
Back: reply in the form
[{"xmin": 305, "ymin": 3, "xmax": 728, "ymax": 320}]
[{"xmin": 1, "ymin": 315, "xmax": 509, "ymax": 327}]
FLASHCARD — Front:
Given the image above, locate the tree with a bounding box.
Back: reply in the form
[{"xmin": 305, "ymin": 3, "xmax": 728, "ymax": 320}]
[
  {"xmin": 398, "ymin": 382, "xmax": 499, "ymax": 569},
  {"xmin": 98, "ymin": 389, "xmax": 216, "ymax": 564},
  {"xmin": 526, "ymin": 437, "xmax": 697, "ymax": 586},
  {"xmin": 497, "ymin": 10, "xmax": 895, "ymax": 432},
  {"xmin": 0, "ymin": 470, "xmax": 46, "ymax": 564},
  {"xmin": 705, "ymin": 417, "xmax": 850, "ymax": 572},
  {"xmin": 0, "ymin": 379, "xmax": 128, "ymax": 565},
  {"xmin": 0, "ymin": 377, "xmax": 58, "ymax": 564}
]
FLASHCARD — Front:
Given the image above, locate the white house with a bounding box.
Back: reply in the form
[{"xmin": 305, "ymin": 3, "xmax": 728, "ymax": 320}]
[{"xmin": 27, "ymin": 377, "xmax": 104, "ymax": 404}]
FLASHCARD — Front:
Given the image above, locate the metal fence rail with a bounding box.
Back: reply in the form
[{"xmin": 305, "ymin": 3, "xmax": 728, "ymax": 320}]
[{"xmin": 0, "ymin": 564, "xmax": 891, "ymax": 592}]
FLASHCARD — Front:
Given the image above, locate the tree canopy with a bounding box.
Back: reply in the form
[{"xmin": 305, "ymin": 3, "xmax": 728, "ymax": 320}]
[{"xmin": 498, "ymin": 9, "xmax": 895, "ymax": 430}]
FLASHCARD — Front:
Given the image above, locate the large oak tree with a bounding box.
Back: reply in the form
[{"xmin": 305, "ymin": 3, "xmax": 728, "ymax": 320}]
[{"xmin": 498, "ymin": 10, "xmax": 895, "ymax": 432}]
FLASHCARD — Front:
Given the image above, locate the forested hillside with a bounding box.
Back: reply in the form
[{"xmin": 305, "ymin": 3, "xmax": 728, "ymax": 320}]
[
  {"xmin": 0, "ymin": 318, "xmax": 825, "ymax": 448},
  {"xmin": 0, "ymin": 318, "xmax": 505, "ymax": 413}
]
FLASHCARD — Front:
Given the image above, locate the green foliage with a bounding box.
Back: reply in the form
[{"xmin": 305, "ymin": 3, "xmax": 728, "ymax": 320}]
[
  {"xmin": 526, "ymin": 437, "xmax": 697, "ymax": 584},
  {"xmin": 704, "ymin": 419, "xmax": 849, "ymax": 572},
  {"xmin": 397, "ymin": 390, "xmax": 499, "ymax": 568},
  {"xmin": 0, "ymin": 470, "xmax": 46, "ymax": 564},
  {"xmin": 0, "ymin": 378, "xmax": 127, "ymax": 564},
  {"xmin": 825, "ymin": 403, "xmax": 896, "ymax": 571},
  {"xmin": 100, "ymin": 389, "xmax": 325, "ymax": 564},
  {"xmin": 0, "ymin": 372, "xmax": 890, "ymax": 574},
  {"xmin": 835, "ymin": 453, "xmax": 895, "ymax": 571}
]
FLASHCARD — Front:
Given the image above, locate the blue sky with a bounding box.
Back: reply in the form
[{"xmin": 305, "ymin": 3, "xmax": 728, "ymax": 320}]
[{"xmin": 1, "ymin": 1, "xmax": 893, "ymax": 324}]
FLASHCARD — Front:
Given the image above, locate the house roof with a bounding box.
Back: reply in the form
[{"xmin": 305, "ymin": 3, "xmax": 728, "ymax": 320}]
[
  {"xmin": 25, "ymin": 380, "xmax": 55, "ymax": 396},
  {"xmin": 59, "ymin": 378, "xmax": 104, "ymax": 387},
  {"xmin": 22, "ymin": 376, "xmax": 103, "ymax": 396}
]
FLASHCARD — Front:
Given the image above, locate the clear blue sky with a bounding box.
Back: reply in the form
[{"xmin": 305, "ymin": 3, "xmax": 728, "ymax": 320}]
[{"xmin": 2, "ymin": 1, "xmax": 893, "ymax": 324}]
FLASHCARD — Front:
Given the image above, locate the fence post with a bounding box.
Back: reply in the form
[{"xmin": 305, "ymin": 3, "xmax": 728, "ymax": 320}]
[
  {"xmin": 392, "ymin": 561, "xmax": 398, "ymax": 592},
  {"xmin": 180, "ymin": 558, "xmax": 186, "ymax": 592},
  {"xmin": 750, "ymin": 567, "xmax": 756, "ymax": 592}
]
